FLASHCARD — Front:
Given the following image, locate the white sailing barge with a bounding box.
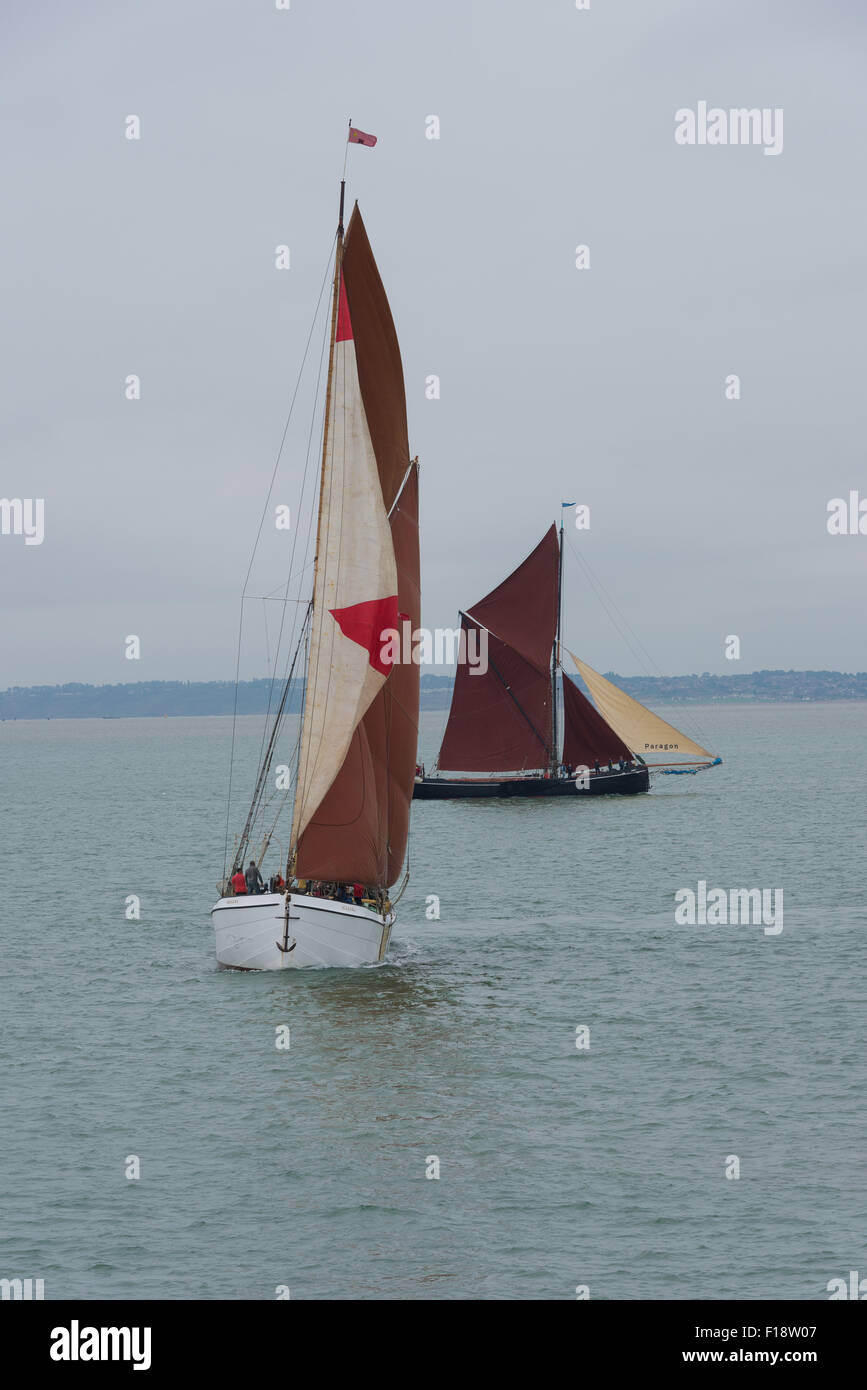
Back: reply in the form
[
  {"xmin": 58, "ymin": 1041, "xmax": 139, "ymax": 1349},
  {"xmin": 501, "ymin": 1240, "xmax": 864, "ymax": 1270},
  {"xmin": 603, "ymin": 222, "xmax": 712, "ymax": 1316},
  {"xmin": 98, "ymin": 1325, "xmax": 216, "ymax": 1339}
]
[
  {"xmin": 213, "ymin": 180, "xmax": 420, "ymax": 970},
  {"xmin": 212, "ymin": 890, "xmax": 395, "ymax": 972}
]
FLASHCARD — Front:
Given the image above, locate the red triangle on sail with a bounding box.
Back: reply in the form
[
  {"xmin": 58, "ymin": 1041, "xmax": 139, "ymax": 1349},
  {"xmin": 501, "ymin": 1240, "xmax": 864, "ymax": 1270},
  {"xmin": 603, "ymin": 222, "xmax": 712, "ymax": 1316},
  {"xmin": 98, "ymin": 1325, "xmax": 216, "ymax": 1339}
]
[
  {"xmin": 329, "ymin": 595, "xmax": 399, "ymax": 676},
  {"xmin": 336, "ymin": 275, "xmax": 353, "ymax": 342}
]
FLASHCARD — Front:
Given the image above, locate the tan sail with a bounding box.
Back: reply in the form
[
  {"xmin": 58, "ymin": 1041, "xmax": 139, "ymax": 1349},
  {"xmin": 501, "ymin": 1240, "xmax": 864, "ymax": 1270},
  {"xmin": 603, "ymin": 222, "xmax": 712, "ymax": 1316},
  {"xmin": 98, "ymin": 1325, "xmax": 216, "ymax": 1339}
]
[
  {"xmin": 290, "ymin": 268, "xmax": 398, "ymax": 850},
  {"xmin": 569, "ymin": 653, "xmax": 715, "ymax": 764}
]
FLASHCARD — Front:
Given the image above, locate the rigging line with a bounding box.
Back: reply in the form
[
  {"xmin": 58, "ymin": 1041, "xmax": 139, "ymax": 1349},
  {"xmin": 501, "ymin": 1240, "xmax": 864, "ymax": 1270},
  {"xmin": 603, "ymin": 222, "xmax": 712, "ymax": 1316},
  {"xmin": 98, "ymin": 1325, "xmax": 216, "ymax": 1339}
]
[
  {"xmin": 252, "ymin": 273, "xmax": 334, "ymax": 781},
  {"xmin": 255, "ymin": 559, "xmax": 316, "ymax": 600},
  {"xmin": 562, "ymin": 532, "xmax": 714, "ymax": 751},
  {"xmin": 223, "ymin": 233, "xmax": 337, "ymax": 879},
  {"xmin": 233, "ymin": 604, "xmax": 311, "ymax": 872},
  {"xmin": 258, "ymin": 729, "xmax": 305, "ymax": 852},
  {"xmin": 563, "ymin": 532, "xmax": 659, "ymax": 676},
  {"xmin": 263, "ymin": 282, "xmax": 334, "ymax": 690},
  {"xmin": 251, "ymin": 248, "xmax": 335, "ymax": 772},
  {"xmin": 240, "ymin": 601, "xmax": 309, "ymax": 848},
  {"xmin": 259, "ymin": 736, "xmax": 302, "ymax": 814},
  {"xmin": 258, "ymin": 673, "xmax": 307, "ymax": 813},
  {"xmin": 266, "ymin": 291, "xmax": 332, "ymax": 750},
  {"xmin": 234, "ymin": 622, "xmax": 305, "ymax": 867}
]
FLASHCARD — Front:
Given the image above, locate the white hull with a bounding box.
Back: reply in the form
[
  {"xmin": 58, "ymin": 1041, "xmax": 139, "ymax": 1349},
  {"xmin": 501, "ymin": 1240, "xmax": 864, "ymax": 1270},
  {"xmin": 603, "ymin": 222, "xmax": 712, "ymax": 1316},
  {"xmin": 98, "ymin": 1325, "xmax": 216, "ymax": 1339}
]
[{"xmin": 211, "ymin": 892, "xmax": 394, "ymax": 971}]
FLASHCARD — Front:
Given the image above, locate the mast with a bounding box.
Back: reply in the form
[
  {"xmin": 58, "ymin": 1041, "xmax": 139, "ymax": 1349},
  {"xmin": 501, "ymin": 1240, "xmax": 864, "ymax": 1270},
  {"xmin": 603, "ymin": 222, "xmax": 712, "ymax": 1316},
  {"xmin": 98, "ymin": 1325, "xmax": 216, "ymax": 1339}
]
[
  {"xmin": 287, "ymin": 181, "xmax": 345, "ymax": 877},
  {"xmin": 552, "ymin": 516, "xmax": 564, "ymax": 769},
  {"xmin": 310, "ymin": 178, "xmax": 346, "ymax": 611}
]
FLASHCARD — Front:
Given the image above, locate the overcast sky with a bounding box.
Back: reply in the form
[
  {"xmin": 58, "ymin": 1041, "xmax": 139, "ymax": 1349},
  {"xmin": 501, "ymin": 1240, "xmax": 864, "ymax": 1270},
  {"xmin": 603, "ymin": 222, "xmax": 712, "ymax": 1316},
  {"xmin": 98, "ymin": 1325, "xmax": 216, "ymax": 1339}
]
[{"xmin": 2, "ymin": 0, "xmax": 866, "ymax": 686}]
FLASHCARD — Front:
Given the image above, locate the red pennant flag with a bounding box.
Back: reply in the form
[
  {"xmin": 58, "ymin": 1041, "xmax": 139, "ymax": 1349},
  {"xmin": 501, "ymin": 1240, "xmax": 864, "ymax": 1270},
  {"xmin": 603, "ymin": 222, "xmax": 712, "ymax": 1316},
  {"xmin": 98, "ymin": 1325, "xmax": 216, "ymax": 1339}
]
[{"xmin": 348, "ymin": 127, "xmax": 377, "ymax": 147}]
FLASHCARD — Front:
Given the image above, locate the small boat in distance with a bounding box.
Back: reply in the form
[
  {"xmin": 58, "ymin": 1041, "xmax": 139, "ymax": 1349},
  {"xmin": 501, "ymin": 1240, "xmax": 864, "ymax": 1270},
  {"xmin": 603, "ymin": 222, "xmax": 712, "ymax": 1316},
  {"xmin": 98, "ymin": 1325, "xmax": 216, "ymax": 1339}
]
[
  {"xmin": 414, "ymin": 521, "xmax": 720, "ymax": 800},
  {"xmin": 213, "ymin": 177, "xmax": 420, "ymax": 969}
]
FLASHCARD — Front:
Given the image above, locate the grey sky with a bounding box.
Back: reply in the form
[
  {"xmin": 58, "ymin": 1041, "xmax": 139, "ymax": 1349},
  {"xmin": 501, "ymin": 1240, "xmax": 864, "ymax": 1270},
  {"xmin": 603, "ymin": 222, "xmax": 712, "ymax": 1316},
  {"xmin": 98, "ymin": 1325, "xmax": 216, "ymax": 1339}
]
[{"xmin": 2, "ymin": 0, "xmax": 866, "ymax": 686}]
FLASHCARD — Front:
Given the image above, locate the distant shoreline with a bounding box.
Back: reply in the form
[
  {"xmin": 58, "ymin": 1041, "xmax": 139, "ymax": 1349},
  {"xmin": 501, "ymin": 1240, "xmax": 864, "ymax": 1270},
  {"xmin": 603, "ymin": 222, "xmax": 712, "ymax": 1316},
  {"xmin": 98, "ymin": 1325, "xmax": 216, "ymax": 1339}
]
[
  {"xmin": 3, "ymin": 700, "xmax": 867, "ymax": 726},
  {"xmin": 1, "ymin": 671, "xmax": 865, "ymax": 719}
]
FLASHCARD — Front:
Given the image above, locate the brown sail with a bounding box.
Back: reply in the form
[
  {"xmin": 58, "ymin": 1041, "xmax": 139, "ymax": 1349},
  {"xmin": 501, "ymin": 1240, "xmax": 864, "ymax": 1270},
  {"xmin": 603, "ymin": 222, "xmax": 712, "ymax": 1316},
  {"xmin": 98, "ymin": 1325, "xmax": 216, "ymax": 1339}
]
[
  {"xmin": 561, "ymin": 673, "xmax": 632, "ymax": 769},
  {"xmin": 437, "ymin": 616, "xmax": 554, "ymax": 772},
  {"xmin": 341, "ymin": 204, "xmax": 410, "ymax": 513},
  {"xmin": 468, "ymin": 525, "xmax": 559, "ymax": 674},
  {"xmin": 436, "ymin": 530, "xmax": 558, "ymax": 773},
  {"xmin": 295, "ymin": 206, "xmax": 417, "ymax": 887},
  {"xmin": 296, "ymin": 466, "xmax": 418, "ymax": 884}
]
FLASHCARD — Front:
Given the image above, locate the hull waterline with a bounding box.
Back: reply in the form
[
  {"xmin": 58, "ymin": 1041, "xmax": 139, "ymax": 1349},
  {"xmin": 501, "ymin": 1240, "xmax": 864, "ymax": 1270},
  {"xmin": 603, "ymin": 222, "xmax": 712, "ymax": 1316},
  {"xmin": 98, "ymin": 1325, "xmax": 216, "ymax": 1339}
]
[{"xmin": 212, "ymin": 892, "xmax": 394, "ymax": 970}]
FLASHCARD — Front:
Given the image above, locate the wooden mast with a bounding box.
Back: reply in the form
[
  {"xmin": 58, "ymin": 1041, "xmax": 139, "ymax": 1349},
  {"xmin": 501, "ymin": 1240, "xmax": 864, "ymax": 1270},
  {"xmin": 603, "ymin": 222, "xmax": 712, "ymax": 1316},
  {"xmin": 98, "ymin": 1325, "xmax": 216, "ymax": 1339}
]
[{"xmin": 287, "ymin": 180, "xmax": 346, "ymax": 879}]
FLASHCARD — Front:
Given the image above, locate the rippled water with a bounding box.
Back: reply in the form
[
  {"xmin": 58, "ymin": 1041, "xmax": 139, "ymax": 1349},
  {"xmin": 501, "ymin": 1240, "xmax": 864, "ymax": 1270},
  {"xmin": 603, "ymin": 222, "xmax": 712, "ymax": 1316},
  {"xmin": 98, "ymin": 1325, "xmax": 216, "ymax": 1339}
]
[{"xmin": 2, "ymin": 704, "xmax": 865, "ymax": 1299}]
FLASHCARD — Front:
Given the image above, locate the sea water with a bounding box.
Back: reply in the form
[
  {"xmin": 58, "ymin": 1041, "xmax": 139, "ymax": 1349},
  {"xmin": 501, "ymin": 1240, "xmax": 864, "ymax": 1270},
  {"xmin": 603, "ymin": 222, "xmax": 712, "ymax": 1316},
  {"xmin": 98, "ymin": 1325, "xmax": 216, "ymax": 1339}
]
[{"xmin": 1, "ymin": 703, "xmax": 864, "ymax": 1299}]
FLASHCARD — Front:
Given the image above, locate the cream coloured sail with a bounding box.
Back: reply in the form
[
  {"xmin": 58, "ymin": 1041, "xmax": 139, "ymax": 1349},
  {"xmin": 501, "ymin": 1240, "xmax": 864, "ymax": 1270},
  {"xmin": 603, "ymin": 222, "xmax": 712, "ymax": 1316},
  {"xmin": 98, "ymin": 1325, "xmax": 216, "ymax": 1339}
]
[
  {"xmin": 569, "ymin": 653, "xmax": 715, "ymax": 764},
  {"xmin": 290, "ymin": 273, "xmax": 398, "ymax": 847}
]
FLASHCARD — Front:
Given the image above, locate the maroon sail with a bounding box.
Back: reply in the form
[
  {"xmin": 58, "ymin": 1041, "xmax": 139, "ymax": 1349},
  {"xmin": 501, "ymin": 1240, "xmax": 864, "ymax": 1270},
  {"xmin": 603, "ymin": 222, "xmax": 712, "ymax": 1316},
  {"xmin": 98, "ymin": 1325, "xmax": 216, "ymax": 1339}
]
[
  {"xmin": 561, "ymin": 674, "xmax": 632, "ymax": 768},
  {"xmin": 341, "ymin": 204, "xmax": 410, "ymax": 513},
  {"xmin": 436, "ymin": 617, "xmax": 553, "ymax": 772},
  {"xmin": 467, "ymin": 526, "xmax": 559, "ymax": 673},
  {"xmin": 435, "ymin": 530, "xmax": 559, "ymax": 774},
  {"xmin": 296, "ymin": 466, "xmax": 418, "ymax": 885},
  {"xmin": 294, "ymin": 207, "xmax": 417, "ymax": 887}
]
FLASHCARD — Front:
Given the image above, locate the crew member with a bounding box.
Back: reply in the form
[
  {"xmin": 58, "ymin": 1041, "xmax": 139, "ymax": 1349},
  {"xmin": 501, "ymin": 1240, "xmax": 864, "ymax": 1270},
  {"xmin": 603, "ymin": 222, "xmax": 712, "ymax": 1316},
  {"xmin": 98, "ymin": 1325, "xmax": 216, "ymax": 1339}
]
[
  {"xmin": 230, "ymin": 867, "xmax": 247, "ymax": 895},
  {"xmin": 245, "ymin": 859, "xmax": 264, "ymax": 894}
]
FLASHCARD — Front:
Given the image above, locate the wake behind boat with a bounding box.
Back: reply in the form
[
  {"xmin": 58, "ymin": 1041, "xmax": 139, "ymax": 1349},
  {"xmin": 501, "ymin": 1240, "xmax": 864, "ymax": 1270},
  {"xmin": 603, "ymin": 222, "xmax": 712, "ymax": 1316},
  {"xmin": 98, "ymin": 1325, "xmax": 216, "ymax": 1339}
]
[
  {"xmin": 213, "ymin": 161, "xmax": 419, "ymax": 970},
  {"xmin": 414, "ymin": 519, "xmax": 720, "ymax": 800}
]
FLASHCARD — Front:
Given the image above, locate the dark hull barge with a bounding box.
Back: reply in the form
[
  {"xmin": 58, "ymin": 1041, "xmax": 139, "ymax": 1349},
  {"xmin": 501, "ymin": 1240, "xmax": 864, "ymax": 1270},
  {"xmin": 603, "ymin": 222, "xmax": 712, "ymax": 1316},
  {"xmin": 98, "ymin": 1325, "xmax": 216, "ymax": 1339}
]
[{"xmin": 414, "ymin": 765, "xmax": 650, "ymax": 799}]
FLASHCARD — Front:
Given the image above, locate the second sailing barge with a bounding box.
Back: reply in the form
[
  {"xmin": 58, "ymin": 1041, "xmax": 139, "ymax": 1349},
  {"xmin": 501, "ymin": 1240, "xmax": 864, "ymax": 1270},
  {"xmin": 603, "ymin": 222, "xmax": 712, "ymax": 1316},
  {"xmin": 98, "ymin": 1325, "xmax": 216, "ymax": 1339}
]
[{"xmin": 414, "ymin": 522, "xmax": 720, "ymax": 800}]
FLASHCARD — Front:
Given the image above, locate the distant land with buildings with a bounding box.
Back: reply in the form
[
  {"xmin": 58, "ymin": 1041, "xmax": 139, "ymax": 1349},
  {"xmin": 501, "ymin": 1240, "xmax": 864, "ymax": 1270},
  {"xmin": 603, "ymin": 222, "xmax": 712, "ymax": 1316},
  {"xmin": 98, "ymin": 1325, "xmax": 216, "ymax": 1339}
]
[{"xmin": 1, "ymin": 670, "xmax": 866, "ymax": 719}]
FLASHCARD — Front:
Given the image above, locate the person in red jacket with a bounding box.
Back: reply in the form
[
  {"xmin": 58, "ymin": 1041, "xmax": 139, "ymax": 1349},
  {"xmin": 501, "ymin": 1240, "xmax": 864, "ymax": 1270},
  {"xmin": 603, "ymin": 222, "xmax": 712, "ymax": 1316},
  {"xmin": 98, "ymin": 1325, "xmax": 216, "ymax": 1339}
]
[{"xmin": 230, "ymin": 868, "xmax": 247, "ymax": 895}]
